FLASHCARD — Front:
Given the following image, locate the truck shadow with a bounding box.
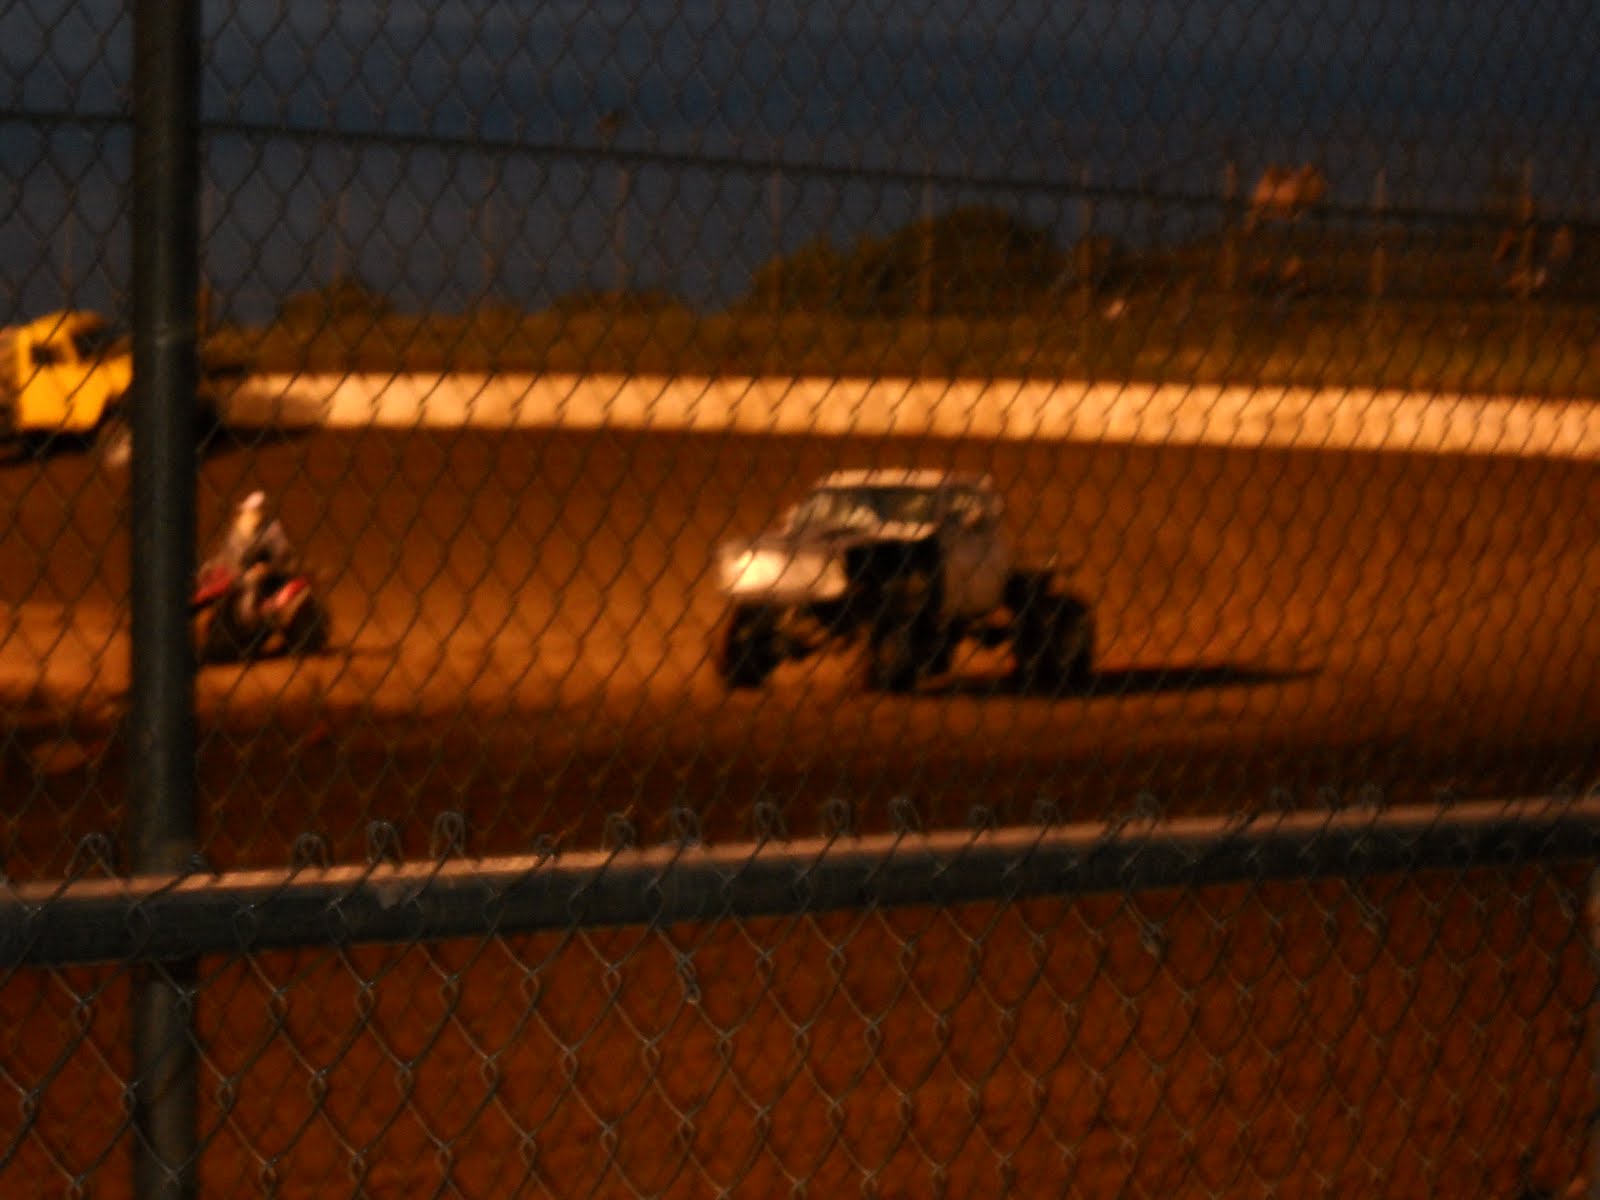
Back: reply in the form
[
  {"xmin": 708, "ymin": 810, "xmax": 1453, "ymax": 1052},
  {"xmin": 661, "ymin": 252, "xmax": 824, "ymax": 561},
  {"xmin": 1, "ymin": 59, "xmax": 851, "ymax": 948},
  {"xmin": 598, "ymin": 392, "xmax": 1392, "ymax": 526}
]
[
  {"xmin": 199, "ymin": 421, "xmax": 318, "ymax": 461},
  {"xmin": 1, "ymin": 682, "xmax": 124, "ymax": 780},
  {"xmin": 928, "ymin": 661, "xmax": 1321, "ymax": 699},
  {"xmin": 0, "ymin": 424, "xmax": 314, "ymax": 471},
  {"xmin": 0, "ymin": 434, "xmax": 71, "ymax": 467}
]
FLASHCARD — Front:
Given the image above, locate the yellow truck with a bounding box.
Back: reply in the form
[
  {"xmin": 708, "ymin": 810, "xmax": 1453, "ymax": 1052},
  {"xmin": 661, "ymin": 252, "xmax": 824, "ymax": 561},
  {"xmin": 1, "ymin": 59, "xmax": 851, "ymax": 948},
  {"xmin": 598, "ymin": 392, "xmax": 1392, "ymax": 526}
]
[{"xmin": 0, "ymin": 310, "xmax": 134, "ymax": 460}]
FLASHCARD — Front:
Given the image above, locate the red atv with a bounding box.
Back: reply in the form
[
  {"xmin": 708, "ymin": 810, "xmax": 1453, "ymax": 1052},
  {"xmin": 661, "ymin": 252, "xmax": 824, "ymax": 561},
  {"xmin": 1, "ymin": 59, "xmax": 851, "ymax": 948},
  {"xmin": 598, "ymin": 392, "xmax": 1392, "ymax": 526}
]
[{"xmin": 192, "ymin": 560, "xmax": 330, "ymax": 664}]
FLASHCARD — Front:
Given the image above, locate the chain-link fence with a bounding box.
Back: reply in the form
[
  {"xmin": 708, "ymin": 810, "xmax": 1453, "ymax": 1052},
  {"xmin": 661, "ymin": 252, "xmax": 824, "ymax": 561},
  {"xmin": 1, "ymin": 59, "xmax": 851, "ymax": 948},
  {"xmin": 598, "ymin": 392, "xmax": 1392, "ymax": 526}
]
[
  {"xmin": 3, "ymin": 0, "xmax": 1599, "ymax": 1194},
  {"xmin": 7, "ymin": 804, "xmax": 1599, "ymax": 1197}
]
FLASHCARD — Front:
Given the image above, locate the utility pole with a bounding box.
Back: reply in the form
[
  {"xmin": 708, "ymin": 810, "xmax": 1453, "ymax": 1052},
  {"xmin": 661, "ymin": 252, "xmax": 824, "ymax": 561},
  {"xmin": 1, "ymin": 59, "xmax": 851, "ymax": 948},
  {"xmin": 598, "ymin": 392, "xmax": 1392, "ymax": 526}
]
[
  {"xmin": 1369, "ymin": 167, "xmax": 1387, "ymax": 324},
  {"xmin": 482, "ymin": 154, "xmax": 499, "ymax": 301},
  {"xmin": 613, "ymin": 162, "xmax": 630, "ymax": 295},
  {"xmin": 1516, "ymin": 158, "xmax": 1535, "ymax": 300},
  {"xmin": 769, "ymin": 155, "xmax": 783, "ymax": 314},
  {"xmin": 920, "ymin": 160, "xmax": 935, "ymax": 318},
  {"xmin": 198, "ymin": 172, "xmax": 214, "ymax": 334},
  {"xmin": 326, "ymin": 150, "xmax": 352, "ymax": 285},
  {"xmin": 1077, "ymin": 165, "xmax": 1095, "ymax": 316},
  {"xmin": 1219, "ymin": 157, "xmax": 1239, "ymax": 293},
  {"xmin": 61, "ymin": 198, "xmax": 74, "ymax": 305},
  {"xmin": 1516, "ymin": 157, "xmax": 1535, "ymax": 352}
]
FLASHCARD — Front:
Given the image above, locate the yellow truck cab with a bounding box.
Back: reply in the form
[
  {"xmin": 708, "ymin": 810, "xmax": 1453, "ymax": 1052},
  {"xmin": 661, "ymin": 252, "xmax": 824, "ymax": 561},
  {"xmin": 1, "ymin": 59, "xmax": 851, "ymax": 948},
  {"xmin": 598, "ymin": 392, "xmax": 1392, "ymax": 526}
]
[{"xmin": 0, "ymin": 309, "xmax": 133, "ymax": 449}]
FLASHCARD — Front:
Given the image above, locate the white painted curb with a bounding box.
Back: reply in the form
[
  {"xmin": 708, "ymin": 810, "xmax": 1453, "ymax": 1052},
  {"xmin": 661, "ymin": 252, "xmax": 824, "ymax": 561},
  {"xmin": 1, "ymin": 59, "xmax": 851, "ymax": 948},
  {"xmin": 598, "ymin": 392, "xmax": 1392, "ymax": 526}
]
[{"xmin": 219, "ymin": 372, "xmax": 1600, "ymax": 461}]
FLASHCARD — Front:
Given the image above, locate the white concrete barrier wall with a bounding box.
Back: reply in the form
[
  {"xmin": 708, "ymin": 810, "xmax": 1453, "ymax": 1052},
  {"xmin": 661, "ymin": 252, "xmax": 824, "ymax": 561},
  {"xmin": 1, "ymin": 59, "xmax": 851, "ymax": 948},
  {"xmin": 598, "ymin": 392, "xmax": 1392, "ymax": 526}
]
[{"xmin": 219, "ymin": 372, "xmax": 1600, "ymax": 461}]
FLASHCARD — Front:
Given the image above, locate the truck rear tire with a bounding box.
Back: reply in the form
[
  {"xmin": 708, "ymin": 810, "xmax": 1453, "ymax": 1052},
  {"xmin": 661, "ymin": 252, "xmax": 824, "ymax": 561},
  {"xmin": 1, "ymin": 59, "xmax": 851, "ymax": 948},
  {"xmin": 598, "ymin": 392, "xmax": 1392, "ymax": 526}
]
[
  {"xmin": 868, "ymin": 617, "xmax": 922, "ymax": 693},
  {"xmin": 1014, "ymin": 595, "xmax": 1094, "ymax": 694}
]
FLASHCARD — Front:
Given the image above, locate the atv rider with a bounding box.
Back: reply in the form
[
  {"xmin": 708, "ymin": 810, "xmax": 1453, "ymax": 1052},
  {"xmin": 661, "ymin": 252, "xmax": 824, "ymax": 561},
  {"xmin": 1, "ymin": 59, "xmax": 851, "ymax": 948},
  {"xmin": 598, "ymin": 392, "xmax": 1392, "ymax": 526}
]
[{"xmin": 206, "ymin": 490, "xmax": 297, "ymax": 626}]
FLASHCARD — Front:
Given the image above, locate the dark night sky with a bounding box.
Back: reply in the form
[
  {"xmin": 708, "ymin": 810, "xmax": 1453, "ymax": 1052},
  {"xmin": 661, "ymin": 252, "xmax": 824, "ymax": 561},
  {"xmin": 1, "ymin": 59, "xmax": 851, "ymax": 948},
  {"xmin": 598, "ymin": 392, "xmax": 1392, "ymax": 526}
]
[{"xmin": 3, "ymin": 0, "xmax": 1597, "ymax": 317}]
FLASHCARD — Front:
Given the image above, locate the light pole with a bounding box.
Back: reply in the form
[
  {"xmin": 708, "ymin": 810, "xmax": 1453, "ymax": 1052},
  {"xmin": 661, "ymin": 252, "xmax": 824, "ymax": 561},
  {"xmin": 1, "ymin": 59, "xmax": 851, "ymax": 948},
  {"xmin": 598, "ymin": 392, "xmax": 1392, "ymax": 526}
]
[
  {"xmin": 481, "ymin": 154, "xmax": 499, "ymax": 301},
  {"xmin": 597, "ymin": 109, "xmax": 628, "ymax": 295},
  {"xmin": 769, "ymin": 148, "xmax": 783, "ymax": 314}
]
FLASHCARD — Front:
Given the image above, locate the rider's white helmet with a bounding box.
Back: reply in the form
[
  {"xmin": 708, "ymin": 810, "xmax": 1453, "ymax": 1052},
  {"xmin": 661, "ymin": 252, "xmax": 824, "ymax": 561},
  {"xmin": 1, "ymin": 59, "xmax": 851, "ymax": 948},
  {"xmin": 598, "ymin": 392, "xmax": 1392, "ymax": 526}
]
[{"xmin": 235, "ymin": 490, "xmax": 267, "ymax": 534}]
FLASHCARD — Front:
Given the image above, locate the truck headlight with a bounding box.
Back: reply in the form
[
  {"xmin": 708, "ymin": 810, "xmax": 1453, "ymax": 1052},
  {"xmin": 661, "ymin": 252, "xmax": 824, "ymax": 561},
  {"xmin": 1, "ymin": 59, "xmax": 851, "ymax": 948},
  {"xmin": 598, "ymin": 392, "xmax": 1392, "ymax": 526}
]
[
  {"xmin": 721, "ymin": 548, "xmax": 782, "ymax": 592},
  {"xmin": 718, "ymin": 545, "xmax": 847, "ymax": 599}
]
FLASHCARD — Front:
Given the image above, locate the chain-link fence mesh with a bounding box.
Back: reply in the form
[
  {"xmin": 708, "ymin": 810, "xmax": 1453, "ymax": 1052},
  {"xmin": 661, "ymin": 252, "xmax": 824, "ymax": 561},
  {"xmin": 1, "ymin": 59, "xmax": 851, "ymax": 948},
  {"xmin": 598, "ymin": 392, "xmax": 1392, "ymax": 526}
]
[
  {"xmin": 5, "ymin": 819, "xmax": 1598, "ymax": 1197},
  {"xmin": 3, "ymin": 0, "xmax": 1600, "ymax": 1193}
]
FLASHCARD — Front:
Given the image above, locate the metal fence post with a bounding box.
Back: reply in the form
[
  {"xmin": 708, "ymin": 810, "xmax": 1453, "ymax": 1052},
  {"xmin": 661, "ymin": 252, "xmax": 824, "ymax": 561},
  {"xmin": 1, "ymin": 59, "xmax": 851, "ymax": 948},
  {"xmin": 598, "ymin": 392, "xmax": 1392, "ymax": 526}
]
[
  {"xmin": 130, "ymin": 0, "xmax": 201, "ymax": 1196},
  {"xmin": 1590, "ymin": 867, "xmax": 1600, "ymax": 1200}
]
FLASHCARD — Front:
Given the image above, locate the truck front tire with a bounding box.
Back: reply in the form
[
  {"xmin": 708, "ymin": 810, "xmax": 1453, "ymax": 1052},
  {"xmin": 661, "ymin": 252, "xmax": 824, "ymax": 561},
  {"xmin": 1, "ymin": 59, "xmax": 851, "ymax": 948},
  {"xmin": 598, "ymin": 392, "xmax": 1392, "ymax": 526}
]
[
  {"xmin": 718, "ymin": 606, "xmax": 780, "ymax": 689},
  {"xmin": 866, "ymin": 569, "xmax": 941, "ymax": 693}
]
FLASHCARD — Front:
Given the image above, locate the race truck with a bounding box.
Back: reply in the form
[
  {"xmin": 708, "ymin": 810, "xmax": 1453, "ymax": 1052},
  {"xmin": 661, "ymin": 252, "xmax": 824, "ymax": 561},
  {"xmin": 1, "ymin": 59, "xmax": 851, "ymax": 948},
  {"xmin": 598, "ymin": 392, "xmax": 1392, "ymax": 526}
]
[
  {"xmin": 711, "ymin": 469, "xmax": 1094, "ymax": 693},
  {"xmin": 0, "ymin": 310, "xmax": 133, "ymax": 460},
  {"xmin": 0, "ymin": 308, "xmax": 244, "ymax": 463}
]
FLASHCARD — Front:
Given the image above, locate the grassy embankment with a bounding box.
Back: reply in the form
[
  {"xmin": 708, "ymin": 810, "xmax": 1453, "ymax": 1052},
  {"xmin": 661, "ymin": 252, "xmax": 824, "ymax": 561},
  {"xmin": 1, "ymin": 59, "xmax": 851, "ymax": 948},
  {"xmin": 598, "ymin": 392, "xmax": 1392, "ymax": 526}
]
[{"xmin": 212, "ymin": 217, "xmax": 1600, "ymax": 397}]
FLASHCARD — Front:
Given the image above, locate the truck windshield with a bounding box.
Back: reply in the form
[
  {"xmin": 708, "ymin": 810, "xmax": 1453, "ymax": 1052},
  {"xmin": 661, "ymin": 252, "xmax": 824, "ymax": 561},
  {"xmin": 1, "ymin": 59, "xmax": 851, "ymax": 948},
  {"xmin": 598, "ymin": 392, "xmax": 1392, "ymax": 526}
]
[
  {"xmin": 70, "ymin": 324, "xmax": 122, "ymax": 361},
  {"xmin": 794, "ymin": 487, "xmax": 941, "ymax": 531}
]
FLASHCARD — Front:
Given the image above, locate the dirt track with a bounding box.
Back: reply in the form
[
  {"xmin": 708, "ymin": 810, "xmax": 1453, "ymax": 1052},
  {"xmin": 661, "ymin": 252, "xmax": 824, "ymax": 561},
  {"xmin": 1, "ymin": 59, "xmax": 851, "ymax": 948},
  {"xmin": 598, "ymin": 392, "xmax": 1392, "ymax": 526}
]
[
  {"xmin": 2, "ymin": 428, "xmax": 1598, "ymax": 1195},
  {"xmin": 3, "ymin": 427, "xmax": 1598, "ymax": 873}
]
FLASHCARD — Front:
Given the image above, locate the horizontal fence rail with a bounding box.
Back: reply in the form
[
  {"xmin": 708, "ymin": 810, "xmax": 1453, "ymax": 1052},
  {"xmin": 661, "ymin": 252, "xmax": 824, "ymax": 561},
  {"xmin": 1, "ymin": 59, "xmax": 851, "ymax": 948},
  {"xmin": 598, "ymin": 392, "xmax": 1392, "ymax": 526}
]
[{"xmin": 8, "ymin": 797, "xmax": 1598, "ymax": 968}]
